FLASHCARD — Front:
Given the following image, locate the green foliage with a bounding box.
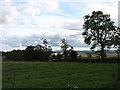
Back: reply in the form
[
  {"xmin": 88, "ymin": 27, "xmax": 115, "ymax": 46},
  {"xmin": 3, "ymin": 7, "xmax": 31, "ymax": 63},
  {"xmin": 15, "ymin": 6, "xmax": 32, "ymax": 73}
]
[
  {"xmin": 6, "ymin": 50, "xmax": 25, "ymax": 61},
  {"xmin": 82, "ymin": 11, "xmax": 118, "ymax": 60},
  {"xmin": 61, "ymin": 38, "xmax": 78, "ymax": 61},
  {"xmin": 24, "ymin": 44, "xmax": 52, "ymax": 61},
  {"xmin": 61, "ymin": 38, "xmax": 69, "ymax": 53},
  {"xmin": 111, "ymin": 27, "xmax": 120, "ymax": 57},
  {"xmin": 5, "ymin": 40, "xmax": 52, "ymax": 61},
  {"xmin": 77, "ymin": 57, "xmax": 119, "ymax": 63},
  {"xmin": 69, "ymin": 50, "xmax": 78, "ymax": 61}
]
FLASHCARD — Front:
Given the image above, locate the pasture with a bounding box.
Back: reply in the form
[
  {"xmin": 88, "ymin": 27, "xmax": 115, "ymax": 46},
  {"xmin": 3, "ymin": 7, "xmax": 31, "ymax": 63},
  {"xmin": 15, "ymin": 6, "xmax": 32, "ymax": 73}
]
[{"xmin": 2, "ymin": 62, "xmax": 118, "ymax": 88}]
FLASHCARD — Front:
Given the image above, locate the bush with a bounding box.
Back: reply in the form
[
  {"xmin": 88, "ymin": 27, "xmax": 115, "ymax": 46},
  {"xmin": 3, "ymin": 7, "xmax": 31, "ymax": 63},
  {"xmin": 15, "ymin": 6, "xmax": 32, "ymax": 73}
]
[
  {"xmin": 5, "ymin": 45, "xmax": 52, "ymax": 61},
  {"xmin": 76, "ymin": 57, "xmax": 119, "ymax": 63}
]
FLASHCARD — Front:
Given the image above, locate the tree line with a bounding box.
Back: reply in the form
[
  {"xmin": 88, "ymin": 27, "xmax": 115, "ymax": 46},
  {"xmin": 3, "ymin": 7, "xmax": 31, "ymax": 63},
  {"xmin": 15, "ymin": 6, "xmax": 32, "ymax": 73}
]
[
  {"xmin": 2, "ymin": 38, "xmax": 78, "ymax": 61},
  {"xmin": 2, "ymin": 11, "xmax": 120, "ymax": 62}
]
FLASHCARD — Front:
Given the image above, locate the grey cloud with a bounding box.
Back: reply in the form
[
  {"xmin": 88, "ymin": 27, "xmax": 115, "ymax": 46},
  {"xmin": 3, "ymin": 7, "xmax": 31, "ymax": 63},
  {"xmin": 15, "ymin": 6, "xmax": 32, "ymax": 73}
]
[
  {"xmin": 0, "ymin": 0, "xmax": 19, "ymax": 24},
  {"xmin": 2, "ymin": 33, "xmax": 89, "ymax": 51},
  {"xmin": 63, "ymin": 22, "xmax": 82, "ymax": 30},
  {"xmin": 66, "ymin": 34, "xmax": 89, "ymax": 47},
  {"xmin": 2, "ymin": 37, "xmax": 21, "ymax": 47}
]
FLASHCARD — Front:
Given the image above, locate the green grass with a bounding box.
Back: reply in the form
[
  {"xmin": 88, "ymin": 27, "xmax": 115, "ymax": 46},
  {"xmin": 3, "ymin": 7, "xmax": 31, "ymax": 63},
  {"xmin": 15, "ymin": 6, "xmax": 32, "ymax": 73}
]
[{"xmin": 2, "ymin": 61, "xmax": 118, "ymax": 88}]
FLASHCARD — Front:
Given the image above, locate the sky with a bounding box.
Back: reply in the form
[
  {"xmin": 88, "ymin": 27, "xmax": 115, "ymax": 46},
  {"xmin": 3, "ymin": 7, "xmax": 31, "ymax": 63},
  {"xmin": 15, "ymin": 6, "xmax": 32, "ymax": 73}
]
[{"xmin": 0, "ymin": 0, "xmax": 119, "ymax": 51}]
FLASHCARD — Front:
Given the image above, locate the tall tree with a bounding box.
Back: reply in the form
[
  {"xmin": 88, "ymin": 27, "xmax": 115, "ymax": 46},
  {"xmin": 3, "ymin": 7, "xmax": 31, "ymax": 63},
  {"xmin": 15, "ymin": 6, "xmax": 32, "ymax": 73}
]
[
  {"xmin": 61, "ymin": 39, "xmax": 77, "ymax": 61},
  {"xmin": 61, "ymin": 39, "xmax": 69, "ymax": 60},
  {"xmin": 42, "ymin": 38, "xmax": 48, "ymax": 51},
  {"xmin": 82, "ymin": 11, "xmax": 117, "ymax": 60},
  {"xmin": 61, "ymin": 39, "xmax": 69, "ymax": 54},
  {"xmin": 69, "ymin": 46, "xmax": 78, "ymax": 61}
]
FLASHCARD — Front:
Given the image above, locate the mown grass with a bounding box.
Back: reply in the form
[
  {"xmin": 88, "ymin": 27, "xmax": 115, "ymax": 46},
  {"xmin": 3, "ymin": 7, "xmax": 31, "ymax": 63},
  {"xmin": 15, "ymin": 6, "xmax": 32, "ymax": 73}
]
[{"xmin": 2, "ymin": 61, "xmax": 118, "ymax": 88}]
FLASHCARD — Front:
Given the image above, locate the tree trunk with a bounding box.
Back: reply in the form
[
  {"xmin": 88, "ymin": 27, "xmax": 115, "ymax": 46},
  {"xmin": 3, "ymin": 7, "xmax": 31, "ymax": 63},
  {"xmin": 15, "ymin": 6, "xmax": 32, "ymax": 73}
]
[
  {"xmin": 64, "ymin": 50, "xmax": 68, "ymax": 61},
  {"xmin": 100, "ymin": 46, "xmax": 106, "ymax": 63},
  {"xmin": 117, "ymin": 46, "xmax": 120, "ymax": 58},
  {"xmin": 117, "ymin": 52, "xmax": 120, "ymax": 58}
]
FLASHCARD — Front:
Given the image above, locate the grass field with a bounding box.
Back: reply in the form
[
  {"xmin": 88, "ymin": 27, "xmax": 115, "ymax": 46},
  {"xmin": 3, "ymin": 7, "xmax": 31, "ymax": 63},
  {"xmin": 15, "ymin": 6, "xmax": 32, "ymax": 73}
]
[{"xmin": 2, "ymin": 62, "xmax": 118, "ymax": 88}]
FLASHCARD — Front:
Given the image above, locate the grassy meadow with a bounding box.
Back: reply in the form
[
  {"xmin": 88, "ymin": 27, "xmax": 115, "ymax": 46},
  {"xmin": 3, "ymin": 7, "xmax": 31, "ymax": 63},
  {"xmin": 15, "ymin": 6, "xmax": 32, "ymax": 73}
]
[{"xmin": 2, "ymin": 61, "xmax": 118, "ymax": 88}]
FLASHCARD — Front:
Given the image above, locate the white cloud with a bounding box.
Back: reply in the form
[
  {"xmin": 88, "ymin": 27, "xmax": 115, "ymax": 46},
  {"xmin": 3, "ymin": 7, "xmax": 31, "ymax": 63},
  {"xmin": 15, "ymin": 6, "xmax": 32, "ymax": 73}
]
[
  {"xmin": 83, "ymin": 1, "xmax": 118, "ymax": 25},
  {"xmin": 2, "ymin": 15, "xmax": 82, "ymax": 38},
  {"xmin": 17, "ymin": 0, "xmax": 61, "ymax": 16},
  {"xmin": 0, "ymin": 0, "xmax": 19, "ymax": 24},
  {"xmin": 47, "ymin": 0, "xmax": 112, "ymax": 2},
  {"xmin": 0, "ymin": 0, "xmax": 61, "ymax": 25},
  {"xmin": 63, "ymin": 21, "xmax": 83, "ymax": 30},
  {"xmin": 1, "ymin": 0, "xmax": 119, "ymax": 51},
  {"xmin": 46, "ymin": 0, "xmax": 119, "ymax": 3},
  {"xmin": 21, "ymin": 19, "xmax": 31, "ymax": 25}
]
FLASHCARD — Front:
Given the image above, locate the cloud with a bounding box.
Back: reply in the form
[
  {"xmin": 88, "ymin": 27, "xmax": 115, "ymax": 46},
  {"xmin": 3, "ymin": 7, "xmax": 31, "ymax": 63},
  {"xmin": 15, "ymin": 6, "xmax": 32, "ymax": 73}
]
[
  {"xmin": 1, "ymin": 14, "xmax": 82, "ymax": 39},
  {"xmin": 1, "ymin": 33, "xmax": 89, "ymax": 51},
  {"xmin": 0, "ymin": 0, "xmax": 62, "ymax": 25},
  {"xmin": 17, "ymin": 0, "xmax": 61, "ymax": 16},
  {"xmin": 1, "ymin": 0, "xmax": 118, "ymax": 51},
  {"xmin": 83, "ymin": 1, "xmax": 118, "ymax": 25},
  {"xmin": 63, "ymin": 21, "xmax": 83, "ymax": 30},
  {"xmin": 21, "ymin": 19, "xmax": 31, "ymax": 25},
  {"xmin": 0, "ymin": 0, "xmax": 19, "ymax": 25},
  {"xmin": 46, "ymin": 0, "xmax": 114, "ymax": 2}
]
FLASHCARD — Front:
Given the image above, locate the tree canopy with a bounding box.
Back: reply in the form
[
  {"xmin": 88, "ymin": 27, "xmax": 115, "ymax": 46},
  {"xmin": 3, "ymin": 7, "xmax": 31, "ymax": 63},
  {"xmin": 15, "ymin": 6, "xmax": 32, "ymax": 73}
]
[{"xmin": 82, "ymin": 11, "xmax": 118, "ymax": 60}]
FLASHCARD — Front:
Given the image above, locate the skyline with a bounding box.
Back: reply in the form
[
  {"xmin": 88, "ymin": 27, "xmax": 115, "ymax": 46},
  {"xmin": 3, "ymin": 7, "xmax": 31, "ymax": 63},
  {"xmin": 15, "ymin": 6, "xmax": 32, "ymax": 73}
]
[{"xmin": 0, "ymin": 0, "xmax": 119, "ymax": 51}]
